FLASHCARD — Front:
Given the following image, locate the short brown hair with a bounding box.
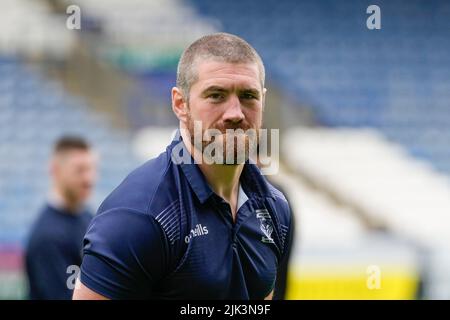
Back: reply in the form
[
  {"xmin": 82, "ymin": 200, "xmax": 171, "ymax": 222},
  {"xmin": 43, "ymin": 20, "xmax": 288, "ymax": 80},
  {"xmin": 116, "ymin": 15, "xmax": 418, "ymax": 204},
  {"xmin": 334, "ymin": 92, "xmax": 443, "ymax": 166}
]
[
  {"xmin": 53, "ymin": 136, "xmax": 90, "ymax": 154},
  {"xmin": 176, "ymin": 32, "xmax": 265, "ymax": 99}
]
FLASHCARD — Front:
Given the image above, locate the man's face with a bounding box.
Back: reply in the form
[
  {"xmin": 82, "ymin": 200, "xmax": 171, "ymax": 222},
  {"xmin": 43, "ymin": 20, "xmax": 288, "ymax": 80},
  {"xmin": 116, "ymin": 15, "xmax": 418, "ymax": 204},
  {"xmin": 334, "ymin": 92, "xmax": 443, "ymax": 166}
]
[
  {"xmin": 52, "ymin": 149, "xmax": 97, "ymax": 206},
  {"xmin": 183, "ymin": 60, "xmax": 265, "ymax": 163}
]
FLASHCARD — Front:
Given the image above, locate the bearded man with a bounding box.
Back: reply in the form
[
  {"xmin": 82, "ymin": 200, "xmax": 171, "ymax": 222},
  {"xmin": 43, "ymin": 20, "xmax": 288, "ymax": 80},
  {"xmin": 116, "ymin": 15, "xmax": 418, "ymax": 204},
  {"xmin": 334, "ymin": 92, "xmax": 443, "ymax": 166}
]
[{"xmin": 73, "ymin": 33, "xmax": 293, "ymax": 300}]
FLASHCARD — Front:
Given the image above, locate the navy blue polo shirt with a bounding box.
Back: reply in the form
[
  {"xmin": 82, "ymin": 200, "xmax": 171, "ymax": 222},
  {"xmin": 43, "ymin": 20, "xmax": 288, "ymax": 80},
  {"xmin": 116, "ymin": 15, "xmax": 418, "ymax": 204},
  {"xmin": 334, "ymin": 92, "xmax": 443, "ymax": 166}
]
[
  {"xmin": 80, "ymin": 135, "xmax": 293, "ymax": 300},
  {"xmin": 26, "ymin": 204, "xmax": 92, "ymax": 300}
]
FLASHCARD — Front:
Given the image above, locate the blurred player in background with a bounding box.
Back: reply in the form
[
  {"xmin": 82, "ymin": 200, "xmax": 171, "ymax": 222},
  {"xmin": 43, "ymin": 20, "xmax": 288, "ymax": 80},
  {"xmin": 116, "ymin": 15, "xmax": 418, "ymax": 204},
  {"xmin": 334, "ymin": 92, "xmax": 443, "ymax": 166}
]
[{"xmin": 25, "ymin": 136, "xmax": 97, "ymax": 299}]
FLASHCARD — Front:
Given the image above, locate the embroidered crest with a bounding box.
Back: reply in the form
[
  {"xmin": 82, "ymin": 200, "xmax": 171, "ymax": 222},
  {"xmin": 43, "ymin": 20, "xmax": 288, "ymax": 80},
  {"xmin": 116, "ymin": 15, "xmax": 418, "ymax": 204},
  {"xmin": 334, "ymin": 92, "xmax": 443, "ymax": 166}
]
[{"xmin": 256, "ymin": 209, "xmax": 275, "ymax": 244}]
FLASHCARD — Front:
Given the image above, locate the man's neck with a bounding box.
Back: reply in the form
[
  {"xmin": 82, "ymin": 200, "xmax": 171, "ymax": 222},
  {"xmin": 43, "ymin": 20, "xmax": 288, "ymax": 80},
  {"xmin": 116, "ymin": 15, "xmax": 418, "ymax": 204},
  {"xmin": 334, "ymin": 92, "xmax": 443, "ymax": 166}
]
[
  {"xmin": 181, "ymin": 130, "xmax": 244, "ymax": 219},
  {"xmin": 198, "ymin": 163, "xmax": 243, "ymax": 201},
  {"xmin": 49, "ymin": 188, "xmax": 81, "ymax": 214}
]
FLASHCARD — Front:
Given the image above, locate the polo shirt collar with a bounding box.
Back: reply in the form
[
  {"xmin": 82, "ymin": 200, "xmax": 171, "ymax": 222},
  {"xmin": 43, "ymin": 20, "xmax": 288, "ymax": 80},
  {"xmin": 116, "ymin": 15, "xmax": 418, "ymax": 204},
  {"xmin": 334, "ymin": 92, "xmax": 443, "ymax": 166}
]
[
  {"xmin": 168, "ymin": 135, "xmax": 214, "ymax": 204},
  {"xmin": 240, "ymin": 163, "xmax": 277, "ymax": 201},
  {"xmin": 237, "ymin": 183, "xmax": 248, "ymax": 211}
]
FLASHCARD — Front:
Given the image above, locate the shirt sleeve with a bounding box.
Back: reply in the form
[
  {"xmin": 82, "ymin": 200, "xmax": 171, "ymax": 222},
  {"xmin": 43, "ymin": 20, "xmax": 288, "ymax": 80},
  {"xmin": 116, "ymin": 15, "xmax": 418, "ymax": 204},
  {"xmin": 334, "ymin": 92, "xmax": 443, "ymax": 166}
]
[{"xmin": 79, "ymin": 208, "xmax": 170, "ymax": 299}]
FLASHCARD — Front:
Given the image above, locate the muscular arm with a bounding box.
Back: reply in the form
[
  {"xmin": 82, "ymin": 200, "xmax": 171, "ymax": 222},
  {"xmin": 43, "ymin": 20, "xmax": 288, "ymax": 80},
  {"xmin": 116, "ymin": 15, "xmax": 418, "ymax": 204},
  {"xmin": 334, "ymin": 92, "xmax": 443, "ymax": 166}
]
[
  {"xmin": 76, "ymin": 209, "xmax": 169, "ymax": 299},
  {"xmin": 72, "ymin": 278, "xmax": 109, "ymax": 300},
  {"xmin": 74, "ymin": 279, "xmax": 274, "ymax": 300}
]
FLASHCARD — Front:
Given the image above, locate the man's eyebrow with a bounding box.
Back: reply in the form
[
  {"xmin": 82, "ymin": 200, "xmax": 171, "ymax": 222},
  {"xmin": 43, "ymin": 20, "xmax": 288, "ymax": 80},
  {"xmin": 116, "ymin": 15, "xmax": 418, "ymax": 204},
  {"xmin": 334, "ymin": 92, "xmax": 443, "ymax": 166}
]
[
  {"xmin": 201, "ymin": 85, "xmax": 262, "ymax": 97},
  {"xmin": 239, "ymin": 88, "xmax": 261, "ymax": 97},
  {"xmin": 201, "ymin": 86, "xmax": 228, "ymax": 94}
]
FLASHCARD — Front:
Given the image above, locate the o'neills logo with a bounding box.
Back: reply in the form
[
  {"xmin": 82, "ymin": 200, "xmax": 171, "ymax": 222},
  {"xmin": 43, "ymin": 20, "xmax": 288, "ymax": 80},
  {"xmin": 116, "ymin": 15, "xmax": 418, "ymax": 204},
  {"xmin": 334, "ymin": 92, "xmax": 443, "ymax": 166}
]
[{"xmin": 184, "ymin": 224, "xmax": 209, "ymax": 243}]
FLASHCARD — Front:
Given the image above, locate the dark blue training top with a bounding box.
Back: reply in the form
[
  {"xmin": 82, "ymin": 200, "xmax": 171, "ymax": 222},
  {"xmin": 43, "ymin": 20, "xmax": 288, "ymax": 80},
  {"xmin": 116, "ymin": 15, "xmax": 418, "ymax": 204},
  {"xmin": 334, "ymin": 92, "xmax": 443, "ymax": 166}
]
[
  {"xmin": 25, "ymin": 204, "xmax": 92, "ymax": 300},
  {"xmin": 80, "ymin": 136, "xmax": 293, "ymax": 300}
]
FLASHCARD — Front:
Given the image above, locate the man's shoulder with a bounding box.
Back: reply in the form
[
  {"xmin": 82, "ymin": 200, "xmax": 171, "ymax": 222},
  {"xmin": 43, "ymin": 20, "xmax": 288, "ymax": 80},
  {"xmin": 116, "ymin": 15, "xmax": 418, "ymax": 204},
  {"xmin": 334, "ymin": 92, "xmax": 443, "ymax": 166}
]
[
  {"xmin": 263, "ymin": 179, "xmax": 292, "ymax": 225},
  {"xmin": 27, "ymin": 206, "xmax": 57, "ymax": 238},
  {"xmin": 97, "ymin": 150, "xmax": 179, "ymax": 218},
  {"xmin": 26, "ymin": 206, "xmax": 65, "ymax": 252},
  {"xmin": 266, "ymin": 180, "xmax": 288, "ymax": 203},
  {"xmin": 262, "ymin": 180, "xmax": 294, "ymax": 255}
]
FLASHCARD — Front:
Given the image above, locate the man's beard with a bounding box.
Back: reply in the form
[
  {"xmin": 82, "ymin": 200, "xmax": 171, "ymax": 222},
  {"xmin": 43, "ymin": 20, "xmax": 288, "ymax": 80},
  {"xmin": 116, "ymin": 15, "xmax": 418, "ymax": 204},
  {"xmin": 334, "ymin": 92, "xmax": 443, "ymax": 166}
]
[
  {"xmin": 62, "ymin": 186, "xmax": 83, "ymax": 210},
  {"xmin": 185, "ymin": 112, "xmax": 260, "ymax": 165}
]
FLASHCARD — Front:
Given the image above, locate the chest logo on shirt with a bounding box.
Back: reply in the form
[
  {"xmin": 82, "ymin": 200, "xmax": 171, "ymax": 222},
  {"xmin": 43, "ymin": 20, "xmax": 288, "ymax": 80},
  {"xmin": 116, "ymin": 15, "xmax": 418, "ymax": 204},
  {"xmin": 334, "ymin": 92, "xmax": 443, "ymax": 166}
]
[
  {"xmin": 184, "ymin": 224, "xmax": 209, "ymax": 244},
  {"xmin": 256, "ymin": 209, "xmax": 275, "ymax": 244}
]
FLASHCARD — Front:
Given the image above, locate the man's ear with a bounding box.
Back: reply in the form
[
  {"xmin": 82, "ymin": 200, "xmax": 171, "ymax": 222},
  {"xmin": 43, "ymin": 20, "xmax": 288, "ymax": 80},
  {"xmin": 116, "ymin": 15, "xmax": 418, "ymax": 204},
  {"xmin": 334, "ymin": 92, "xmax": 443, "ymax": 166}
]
[
  {"xmin": 172, "ymin": 87, "xmax": 189, "ymax": 122},
  {"xmin": 49, "ymin": 156, "xmax": 59, "ymax": 180},
  {"xmin": 262, "ymin": 87, "xmax": 267, "ymax": 110}
]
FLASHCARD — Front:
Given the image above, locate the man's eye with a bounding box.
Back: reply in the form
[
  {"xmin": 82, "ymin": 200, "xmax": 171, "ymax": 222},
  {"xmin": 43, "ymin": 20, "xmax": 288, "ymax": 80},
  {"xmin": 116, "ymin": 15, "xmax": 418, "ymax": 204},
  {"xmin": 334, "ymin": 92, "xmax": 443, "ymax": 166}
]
[
  {"xmin": 241, "ymin": 93, "xmax": 257, "ymax": 100},
  {"xmin": 209, "ymin": 93, "xmax": 224, "ymax": 100}
]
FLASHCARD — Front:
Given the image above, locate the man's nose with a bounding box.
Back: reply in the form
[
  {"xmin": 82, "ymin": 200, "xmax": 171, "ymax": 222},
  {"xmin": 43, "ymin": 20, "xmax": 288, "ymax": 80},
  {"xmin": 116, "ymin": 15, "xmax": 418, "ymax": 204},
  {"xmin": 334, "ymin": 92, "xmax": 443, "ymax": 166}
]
[{"xmin": 223, "ymin": 95, "xmax": 245, "ymax": 124}]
